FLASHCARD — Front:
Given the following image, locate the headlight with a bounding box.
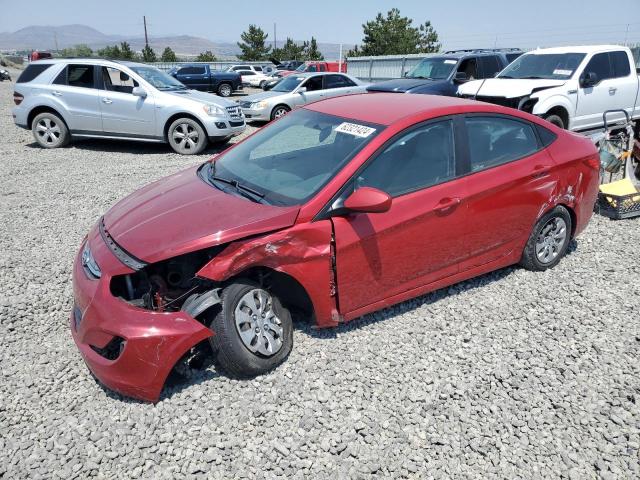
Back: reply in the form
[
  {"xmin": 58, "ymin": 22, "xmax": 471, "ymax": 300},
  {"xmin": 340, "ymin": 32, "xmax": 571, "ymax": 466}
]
[
  {"xmin": 202, "ymin": 104, "xmax": 226, "ymax": 116},
  {"xmin": 81, "ymin": 242, "xmax": 101, "ymax": 279},
  {"xmin": 251, "ymin": 100, "xmax": 269, "ymax": 109}
]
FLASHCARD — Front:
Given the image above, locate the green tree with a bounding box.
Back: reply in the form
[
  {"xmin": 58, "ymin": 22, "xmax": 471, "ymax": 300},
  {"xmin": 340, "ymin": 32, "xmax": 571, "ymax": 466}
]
[
  {"xmin": 305, "ymin": 37, "xmax": 324, "ymax": 60},
  {"xmin": 237, "ymin": 24, "xmax": 271, "ymax": 60},
  {"xmin": 347, "ymin": 8, "xmax": 440, "ymax": 57},
  {"xmin": 161, "ymin": 46, "xmax": 177, "ymax": 62},
  {"xmin": 196, "ymin": 50, "xmax": 217, "ymax": 62},
  {"xmin": 59, "ymin": 44, "xmax": 93, "ymax": 57},
  {"xmin": 119, "ymin": 42, "xmax": 135, "ymax": 60},
  {"xmin": 141, "ymin": 45, "xmax": 157, "ymax": 62},
  {"xmin": 273, "ymin": 38, "xmax": 305, "ymax": 61},
  {"xmin": 97, "ymin": 44, "xmax": 122, "ymax": 59}
]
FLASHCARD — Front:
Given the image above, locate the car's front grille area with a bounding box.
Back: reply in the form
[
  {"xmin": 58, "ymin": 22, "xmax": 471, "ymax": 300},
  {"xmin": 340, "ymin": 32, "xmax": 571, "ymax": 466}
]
[
  {"xmin": 229, "ymin": 120, "xmax": 244, "ymax": 127},
  {"xmin": 474, "ymin": 96, "xmax": 521, "ymax": 109},
  {"xmin": 226, "ymin": 106, "xmax": 243, "ymax": 119}
]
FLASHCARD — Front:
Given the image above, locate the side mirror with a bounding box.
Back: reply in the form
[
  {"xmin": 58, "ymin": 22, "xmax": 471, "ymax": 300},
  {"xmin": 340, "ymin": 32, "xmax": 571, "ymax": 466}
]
[
  {"xmin": 132, "ymin": 86, "xmax": 147, "ymax": 98},
  {"xmin": 343, "ymin": 187, "xmax": 392, "ymax": 214},
  {"xmin": 454, "ymin": 71, "xmax": 468, "ymax": 83},
  {"xmin": 297, "ymin": 87, "xmax": 307, "ymax": 94},
  {"xmin": 403, "ymin": 71, "xmax": 408, "ymax": 77},
  {"xmin": 580, "ymin": 71, "xmax": 598, "ymax": 88}
]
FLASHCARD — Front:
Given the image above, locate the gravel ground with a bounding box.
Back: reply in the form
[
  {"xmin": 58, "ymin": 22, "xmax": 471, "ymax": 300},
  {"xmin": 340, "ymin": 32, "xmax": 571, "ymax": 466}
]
[{"xmin": 1, "ymin": 67, "xmax": 639, "ymax": 479}]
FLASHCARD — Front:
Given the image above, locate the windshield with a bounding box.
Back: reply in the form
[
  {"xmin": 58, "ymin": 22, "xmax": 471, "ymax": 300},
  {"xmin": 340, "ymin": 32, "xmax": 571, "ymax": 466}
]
[
  {"xmin": 272, "ymin": 75, "xmax": 304, "ymax": 92},
  {"xmin": 209, "ymin": 109, "xmax": 383, "ymax": 206},
  {"xmin": 130, "ymin": 66, "xmax": 187, "ymax": 90},
  {"xmin": 498, "ymin": 53, "xmax": 586, "ymax": 79},
  {"xmin": 406, "ymin": 57, "xmax": 458, "ymax": 79}
]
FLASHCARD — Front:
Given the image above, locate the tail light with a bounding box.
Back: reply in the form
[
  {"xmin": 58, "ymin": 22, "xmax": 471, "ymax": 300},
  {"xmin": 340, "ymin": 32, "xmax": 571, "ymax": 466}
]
[
  {"xmin": 583, "ymin": 155, "xmax": 601, "ymax": 171},
  {"xmin": 13, "ymin": 92, "xmax": 23, "ymax": 105}
]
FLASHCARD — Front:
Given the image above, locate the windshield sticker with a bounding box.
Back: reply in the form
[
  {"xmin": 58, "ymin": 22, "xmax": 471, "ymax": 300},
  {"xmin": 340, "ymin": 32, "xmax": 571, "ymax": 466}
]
[
  {"xmin": 553, "ymin": 69, "xmax": 573, "ymax": 76},
  {"xmin": 335, "ymin": 122, "xmax": 376, "ymax": 138},
  {"xmin": 444, "ymin": 59, "xmax": 457, "ymax": 64}
]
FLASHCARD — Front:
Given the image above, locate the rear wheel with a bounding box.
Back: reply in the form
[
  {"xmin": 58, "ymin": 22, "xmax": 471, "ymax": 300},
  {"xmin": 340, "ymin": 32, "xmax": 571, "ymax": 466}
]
[
  {"xmin": 210, "ymin": 279, "xmax": 293, "ymax": 377},
  {"xmin": 543, "ymin": 113, "xmax": 565, "ymax": 129},
  {"xmin": 270, "ymin": 105, "xmax": 290, "ymax": 121},
  {"xmin": 520, "ymin": 206, "xmax": 572, "ymax": 271},
  {"xmin": 167, "ymin": 118, "xmax": 208, "ymax": 155},
  {"xmin": 32, "ymin": 112, "xmax": 69, "ymax": 148},
  {"xmin": 217, "ymin": 83, "xmax": 232, "ymax": 97}
]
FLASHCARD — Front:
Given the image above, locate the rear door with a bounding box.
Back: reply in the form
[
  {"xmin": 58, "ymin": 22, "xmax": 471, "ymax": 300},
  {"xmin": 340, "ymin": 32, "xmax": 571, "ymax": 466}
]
[
  {"xmin": 459, "ymin": 114, "xmax": 557, "ymax": 271},
  {"xmin": 50, "ymin": 64, "xmax": 102, "ymax": 132},
  {"xmin": 174, "ymin": 66, "xmax": 209, "ymax": 90},
  {"xmin": 332, "ymin": 118, "xmax": 469, "ymax": 314},
  {"xmin": 322, "ymin": 74, "xmax": 358, "ymax": 96},
  {"xmin": 478, "ymin": 55, "xmax": 503, "ymax": 79}
]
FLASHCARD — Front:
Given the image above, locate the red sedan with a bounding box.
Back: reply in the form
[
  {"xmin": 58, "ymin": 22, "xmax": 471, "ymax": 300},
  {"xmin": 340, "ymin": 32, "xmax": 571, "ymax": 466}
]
[{"xmin": 71, "ymin": 93, "xmax": 600, "ymax": 401}]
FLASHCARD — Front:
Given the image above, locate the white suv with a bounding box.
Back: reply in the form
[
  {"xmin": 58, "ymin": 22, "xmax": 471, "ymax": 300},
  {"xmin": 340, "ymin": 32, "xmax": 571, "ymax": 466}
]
[{"xmin": 12, "ymin": 59, "xmax": 246, "ymax": 154}]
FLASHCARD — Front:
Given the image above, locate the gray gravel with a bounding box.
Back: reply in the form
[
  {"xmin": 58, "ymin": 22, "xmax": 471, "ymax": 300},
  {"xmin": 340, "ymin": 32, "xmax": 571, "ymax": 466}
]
[{"xmin": 1, "ymin": 67, "xmax": 640, "ymax": 479}]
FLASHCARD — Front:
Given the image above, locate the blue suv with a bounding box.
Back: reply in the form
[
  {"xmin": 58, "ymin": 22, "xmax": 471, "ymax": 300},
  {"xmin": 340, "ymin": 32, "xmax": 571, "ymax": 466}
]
[{"xmin": 367, "ymin": 48, "xmax": 523, "ymax": 97}]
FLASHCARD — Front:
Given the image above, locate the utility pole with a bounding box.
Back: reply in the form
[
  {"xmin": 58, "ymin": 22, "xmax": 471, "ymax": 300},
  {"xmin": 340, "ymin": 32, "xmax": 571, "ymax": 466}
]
[
  {"xmin": 274, "ymin": 23, "xmax": 277, "ymax": 52},
  {"xmin": 143, "ymin": 16, "xmax": 149, "ymax": 48},
  {"xmin": 53, "ymin": 31, "xmax": 59, "ymax": 52},
  {"xmin": 624, "ymin": 23, "xmax": 630, "ymax": 45}
]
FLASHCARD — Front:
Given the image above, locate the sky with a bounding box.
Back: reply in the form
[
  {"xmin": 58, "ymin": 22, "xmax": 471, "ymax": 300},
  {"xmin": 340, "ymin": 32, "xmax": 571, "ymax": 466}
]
[{"xmin": 0, "ymin": 0, "xmax": 639, "ymax": 49}]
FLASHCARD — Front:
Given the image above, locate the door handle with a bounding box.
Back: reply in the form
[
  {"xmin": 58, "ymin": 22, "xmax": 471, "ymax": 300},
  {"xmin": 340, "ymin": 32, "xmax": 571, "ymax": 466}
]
[
  {"xmin": 52, "ymin": 91, "xmax": 62, "ymax": 96},
  {"xmin": 531, "ymin": 165, "xmax": 550, "ymax": 178},
  {"xmin": 434, "ymin": 197, "xmax": 461, "ymax": 213},
  {"xmin": 609, "ymin": 87, "xmax": 617, "ymax": 94},
  {"xmin": 102, "ymin": 98, "xmax": 112, "ymax": 104}
]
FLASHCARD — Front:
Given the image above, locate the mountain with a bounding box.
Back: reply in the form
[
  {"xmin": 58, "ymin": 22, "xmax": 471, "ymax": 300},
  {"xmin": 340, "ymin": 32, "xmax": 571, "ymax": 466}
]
[{"xmin": 0, "ymin": 24, "xmax": 353, "ymax": 60}]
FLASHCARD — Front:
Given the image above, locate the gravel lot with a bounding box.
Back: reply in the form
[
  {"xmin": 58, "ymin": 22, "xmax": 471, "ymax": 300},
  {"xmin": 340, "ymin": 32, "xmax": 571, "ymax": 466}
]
[{"xmin": 1, "ymin": 66, "xmax": 639, "ymax": 479}]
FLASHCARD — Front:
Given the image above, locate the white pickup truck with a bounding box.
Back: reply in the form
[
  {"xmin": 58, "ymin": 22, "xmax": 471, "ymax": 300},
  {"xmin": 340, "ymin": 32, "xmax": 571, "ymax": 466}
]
[{"xmin": 458, "ymin": 45, "xmax": 640, "ymax": 131}]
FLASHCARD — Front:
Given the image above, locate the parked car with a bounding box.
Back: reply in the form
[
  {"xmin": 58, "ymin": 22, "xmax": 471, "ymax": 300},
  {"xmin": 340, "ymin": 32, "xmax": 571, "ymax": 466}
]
[
  {"xmin": 12, "ymin": 59, "xmax": 245, "ymax": 154},
  {"xmin": 262, "ymin": 71, "xmax": 287, "ymax": 90},
  {"xmin": 273, "ymin": 59, "xmax": 304, "ymax": 71},
  {"xmin": 226, "ymin": 64, "xmax": 265, "ymax": 73},
  {"xmin": 0, "ymin": 68, "xmax": 11, "ymax": 81},
  {"xmin": 238, "ymin": 72, "xmax": 367, "ymax": 121},
  {"xmin": 295, "ymin": 61, "xmax": 347, "ymax": 73},
  {"xmin": 458, "ymin": 45, "xmax": 640, "ymax": 130},
  {"xmin": 368, "ymin": 48, "xmax": 522, "ymax": 97},
  {"xmin": 237, "ymin": 69, "xmax": 272, "ymax": 88},
  {"xmin": 29, "ymin": 51, "xmax": 53, "ymax": 61},
  {"xmin": 71, "ymin": 93, "xmax": 600, "ymax": 402},
  {"xmin": 168, "ymin": 64, "xmax": 242, "ymax": 97}
]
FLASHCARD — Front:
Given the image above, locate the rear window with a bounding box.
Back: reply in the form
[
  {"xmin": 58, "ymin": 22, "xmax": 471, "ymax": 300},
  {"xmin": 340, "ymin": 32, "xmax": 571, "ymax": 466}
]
[{"xmin": 17, "ymin": 64, "xmax": 53, "ymax": 83}]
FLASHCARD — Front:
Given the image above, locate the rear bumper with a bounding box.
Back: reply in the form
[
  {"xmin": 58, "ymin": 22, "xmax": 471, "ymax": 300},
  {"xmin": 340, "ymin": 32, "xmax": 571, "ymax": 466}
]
[
  {"xmin": 70, "ymin": 231, "xmax": 213, "ymax": 402},
  {"xmin": 12, "ymin": 105, "xmax": 28, "ymax": 128}
]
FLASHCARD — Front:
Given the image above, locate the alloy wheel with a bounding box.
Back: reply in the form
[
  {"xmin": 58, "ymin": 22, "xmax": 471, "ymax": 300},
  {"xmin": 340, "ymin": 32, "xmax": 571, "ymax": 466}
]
[
  {"xmin": 36, "ymin": 117, "xmax": 62, "ymax": 146},
  {"xmin": 234, "ymin": 289, "xmax": 284, "ymax": 357},
  {"xmin": 219, "ymin": 84, "xmax": 232, "ymax": 97},
  {"xmin": 172, "ymin": 123, "xmax": 200, "ymax": 152},
  {"xmin": 535, "ymin": 217, "xmax": 567, "ymax": 264},
  {"xmin": 273, "ymin": 107, "xmax": 288, "ymax": 119}
]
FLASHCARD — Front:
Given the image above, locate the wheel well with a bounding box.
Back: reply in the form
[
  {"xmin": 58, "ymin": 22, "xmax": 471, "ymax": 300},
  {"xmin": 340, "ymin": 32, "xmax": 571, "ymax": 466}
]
[
  {"xmin": 163, "ymin": 113, "xmax": 207, "ymax": 141},
  {"xmin": 545, "ymin": 106, "xmax": 569, "ymax": 129},
  {"xmin": 27, "ymin": 106, "xmax": 66, "ymax": 130},
  {"xmin": 227, "ymin": 267, "xmax": 314, "ymax": 322},
  {"xmin": 559, "ymin": 204, "xmax": 577, "ymax": 237},
  {"xmin": 217, "ymin": 82, "xmax": 232, "ymax": 91}
]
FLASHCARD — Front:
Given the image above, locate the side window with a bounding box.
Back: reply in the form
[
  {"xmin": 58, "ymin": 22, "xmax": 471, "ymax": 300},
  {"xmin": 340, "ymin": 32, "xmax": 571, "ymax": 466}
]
[
  {"xmin": 17, "ymin": 64, "xmax": 53, "ymax": 83},
  {"xmin": 303, "ymin": 76, "xmax": 323, "ymax": 91},
  {"xmin": 52, "ymin": 67, "xmax": 67, "ymax": 85},
  {"xmin": 324, "ymin": 74, "xmax": 353, "ymax": 89},
  {"xmin": 356, "ymin": 120, "xmax": 456, "ymax": 197},
  {"xmin": 505, "ymin": 52, "xmax": 523, "ymax": 64},
  {"xmin": 465, "ymin": 116, "xmax": 539, "ymax": 172},
  {"xmin": 457, "ymin": 58, "xmax": 478, "ymax": 81},
  {"xmin": 479, "ymin": 56, "xmax": 502, "ymax": 78},
  {"xmin": 179, "ymin": 66, "xmax": 206, "ymax": 75},
  {"xmin": 67, "ymin": 65, "xmax": 95, "ymax": 89},
  {"xmin": 101, "ymin": 67, "xmax": 138, "ymax": 93},
  {"xmin": 610, "ymin": 51, "xmax": 631, "ymax": 77},
  {"xmin": 255, "ymin": 66, "xmax": 263, "ymax": 72},
  {"xmin": 584, "ymin": 53, "xmax": 612, "ymax": 82}
]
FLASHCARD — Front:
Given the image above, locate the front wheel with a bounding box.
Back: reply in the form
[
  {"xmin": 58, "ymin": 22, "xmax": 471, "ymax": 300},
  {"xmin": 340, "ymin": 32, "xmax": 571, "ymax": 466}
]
[
  {"xmin": 520, "ymin": 206, "xmax": 572, "ymax": 271},
  {"xmin": 167, "ymin": 118, "xmax": 208, "ymax": 155},
  {"xmin": 32, "ymin": 112, "xmax": 70, "ymax": 149},
  {"xmin": 210, "ymin": 279, "xmax": 293, "ymax": 377},
  {"xmin": 270, "ymin": 105, "xmax": 290, "ymax": 121},
  {"xmin": 217, "ymin": 83, "xmax": 232, "ymax": 97}
]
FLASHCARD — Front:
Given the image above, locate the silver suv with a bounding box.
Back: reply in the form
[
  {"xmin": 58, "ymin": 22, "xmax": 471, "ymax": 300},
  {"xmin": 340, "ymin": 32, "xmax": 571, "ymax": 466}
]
[{"xmin": 12, "ymin": 59, "xmax": 246, "ymax": 155}]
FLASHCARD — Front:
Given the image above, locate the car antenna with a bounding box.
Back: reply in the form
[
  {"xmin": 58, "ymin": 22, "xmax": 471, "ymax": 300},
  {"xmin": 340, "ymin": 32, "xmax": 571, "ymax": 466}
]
[{"xmin": 473, "ymin": 78, "xmax": 488, "ymax": 101}]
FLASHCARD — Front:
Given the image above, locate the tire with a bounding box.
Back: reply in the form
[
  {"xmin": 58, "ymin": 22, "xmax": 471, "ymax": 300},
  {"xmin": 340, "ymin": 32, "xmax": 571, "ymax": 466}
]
[
  {"xmin": 210, "ymin": 279, "xmax": 293, "ymax": 377},
  {"xmin": 543, "ymin": 113, "xmax": 565, "ymax": 129},
  {"xmin": 32, "ymin": 112, "xmax": 70, "ymax": 149},
  {"xmin": 270, "ymin": 105, "xmax": 290, "ymax": 121},
  {"xmin": 259, "ymin": 80, "xmax": 266, "ymax": 89},
  {"xmin": 520, "ymin": 206, "xmax": 572, "ymax": 271},
  {"xmin": 217, "ymin": 83, "xmax": 232, "ymax": 97},
  {"xmin": 167, "ymin": 117, "xmax": 208, "ymax": 155}
]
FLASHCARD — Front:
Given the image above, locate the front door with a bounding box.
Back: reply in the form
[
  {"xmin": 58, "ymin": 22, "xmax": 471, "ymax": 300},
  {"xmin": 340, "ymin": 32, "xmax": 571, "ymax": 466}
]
[
  {"xmin": 294, "ymin": 75, "xmax": 326, "ymax": 106},
  {"xmin": 98, "ymin": 66, "xmax": 156, "ymax": 137},
  {"xmin": 332, "ymin": 119, "xmax": 468, "ymax": 314}
]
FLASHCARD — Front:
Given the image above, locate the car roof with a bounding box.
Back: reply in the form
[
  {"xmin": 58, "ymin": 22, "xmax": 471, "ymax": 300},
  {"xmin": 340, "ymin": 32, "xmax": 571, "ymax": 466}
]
[
  {"xmin": 525, "ymin": 45, "xmax": 626, "ymax": 54},
  {"xmin": 27, "ymin": 58, "xmax": 148, "ymax": 68},
  {"xmin": 304, "ymin": 93, "xmax": 511, "ymax": 126}
]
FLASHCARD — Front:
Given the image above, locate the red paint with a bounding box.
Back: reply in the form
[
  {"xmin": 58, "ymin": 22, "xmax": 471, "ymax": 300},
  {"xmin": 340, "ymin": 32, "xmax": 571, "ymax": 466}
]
[{"xmin": 71, "ymin": 93, "xmax": 599, "ymax": 401}]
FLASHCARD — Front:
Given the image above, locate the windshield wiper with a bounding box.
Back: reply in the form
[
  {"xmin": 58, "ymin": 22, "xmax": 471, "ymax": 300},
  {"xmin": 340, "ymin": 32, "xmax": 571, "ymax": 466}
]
[{"xmin": 210, "ymin": 174, "xmax": 267, "ymax": 204}]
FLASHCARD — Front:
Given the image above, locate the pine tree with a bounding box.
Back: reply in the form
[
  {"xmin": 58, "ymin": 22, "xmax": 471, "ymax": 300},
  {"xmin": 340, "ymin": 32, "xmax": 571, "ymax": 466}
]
[
  {"xmin": 237, "ymin": 24, "xmax": 271, "ymax": 61},
  {"xmin": 305, "ymin": 37, "xmax": 324, "ymax": 61},
  {"xmin": 161, "ymin": 47, "xmax": 177, "ymax": 62},
  {"xmin": 142, "ymin": 45, "xmax": 157, "ymax": 62}
]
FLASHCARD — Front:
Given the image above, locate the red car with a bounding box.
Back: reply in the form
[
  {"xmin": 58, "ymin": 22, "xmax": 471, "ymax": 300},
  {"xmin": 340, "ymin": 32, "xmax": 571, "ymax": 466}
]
[{"xmin": 71, "ymin": 93, "xmax": 600, "ymax": 401}]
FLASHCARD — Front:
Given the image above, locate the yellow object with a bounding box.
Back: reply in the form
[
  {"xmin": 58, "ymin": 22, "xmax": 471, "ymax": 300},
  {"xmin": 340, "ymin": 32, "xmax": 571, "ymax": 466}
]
[{"xmin": 599, "ymin": 178, "xmax": 640, "ymax": 207}]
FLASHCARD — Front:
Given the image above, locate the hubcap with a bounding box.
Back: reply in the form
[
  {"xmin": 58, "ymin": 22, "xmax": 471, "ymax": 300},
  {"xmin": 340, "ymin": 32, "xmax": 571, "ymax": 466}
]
[
  {"xmin": 535, "ymin": 217, "xmax": 567, "ymax": 264},
  {"xmin": 36, "ymin": 117, "xmax": 61, "ymax": 145},
  {"xmin": 234, "ymin": 289, "xmax": 284, "ymax": 357},
  {"xmin": 274, "ymin": 108, "xmax": 287, "ymax": 118},
  {"xmin": 220, "ymin": 84, "xmax": 231, "ymax": 96},
  {"xmin": 172, "ymin": 123, "xmax": 199, "ymax": 151}
]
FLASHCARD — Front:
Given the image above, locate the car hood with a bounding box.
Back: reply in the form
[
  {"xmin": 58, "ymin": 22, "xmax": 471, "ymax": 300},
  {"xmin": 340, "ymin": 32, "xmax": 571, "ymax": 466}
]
[
  {"xmin": 165, "ymin": 89, "xmax": 237, "ymax": 107},
  {"xmin": 458, "ymin": 78, "xmax": 566, "ymax": 98},
  {"xmin": 103, "ymin": 165, "xmax": 299, "ymax": 264},
  {"xmin": 367, "ymin": 78, "xmax": 449, "ymax": 93},
  {"xmin": 241, "ymin": 90, "xmax": 286, "ymax": 103}
]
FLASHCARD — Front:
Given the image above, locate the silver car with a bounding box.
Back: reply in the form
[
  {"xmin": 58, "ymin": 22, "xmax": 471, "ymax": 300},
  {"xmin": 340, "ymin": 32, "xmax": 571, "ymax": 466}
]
[
  {"xmin": 12, "ymin": 59, "xmax": 245, "ymax": 155},
  {"xmin": 238, "ymin": 72, "xmax": 368, "ymax": 121}
]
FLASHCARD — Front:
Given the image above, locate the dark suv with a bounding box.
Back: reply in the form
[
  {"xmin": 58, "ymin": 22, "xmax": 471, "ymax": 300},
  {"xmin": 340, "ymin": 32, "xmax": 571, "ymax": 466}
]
[{"xmin": 367, "ymin": 48, "xmax": 523, "ymax": 97}]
